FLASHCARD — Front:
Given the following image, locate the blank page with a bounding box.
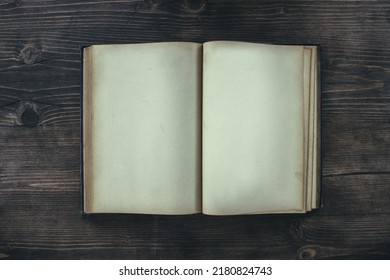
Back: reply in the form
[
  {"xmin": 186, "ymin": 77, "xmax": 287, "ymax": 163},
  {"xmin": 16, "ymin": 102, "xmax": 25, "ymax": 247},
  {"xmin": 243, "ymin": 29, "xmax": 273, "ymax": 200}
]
[
  {"xmin": 83, "ymin": 42, "xmax": 202, "ymax": 214},
  {"xmin": 202, "ymin": 41, "xmax": 305, "ymax": 215}
]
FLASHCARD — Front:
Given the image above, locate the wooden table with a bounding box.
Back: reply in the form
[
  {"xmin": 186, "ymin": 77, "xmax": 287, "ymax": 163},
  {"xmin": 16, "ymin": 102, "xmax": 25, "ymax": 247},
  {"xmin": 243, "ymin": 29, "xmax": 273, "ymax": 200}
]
[{"xmin": 0, "ymin": 0, "xmax": 389, "ymax": 259}]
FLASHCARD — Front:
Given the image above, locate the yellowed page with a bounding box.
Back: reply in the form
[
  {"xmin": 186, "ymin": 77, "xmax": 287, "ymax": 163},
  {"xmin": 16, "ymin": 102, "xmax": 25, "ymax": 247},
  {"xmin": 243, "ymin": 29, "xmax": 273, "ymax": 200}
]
[
  {"xmin": 202, "ymin": 41, "xmax": 305, "ymax": 215},
  {"xmin": 83, "ymin": 42, "xmax": 202, "ymax": 214},
  {"xmin": 311, "ymin": 46, "xmax": 320, "ymax": 209},
  {"xmin": 83, "ymin": 47, "xmax": 94, "ymax": 213},
  {"xmin": 303, "ymin": 48, "xmax": 312, "ymax": 211}
]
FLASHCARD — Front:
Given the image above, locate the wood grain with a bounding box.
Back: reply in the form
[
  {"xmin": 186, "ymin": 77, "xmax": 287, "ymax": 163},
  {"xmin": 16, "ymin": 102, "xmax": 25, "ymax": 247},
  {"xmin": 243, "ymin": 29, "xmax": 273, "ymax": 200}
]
[{"xmin": 0, "ymin": 0, "xmax": 390, "ymax": 259}]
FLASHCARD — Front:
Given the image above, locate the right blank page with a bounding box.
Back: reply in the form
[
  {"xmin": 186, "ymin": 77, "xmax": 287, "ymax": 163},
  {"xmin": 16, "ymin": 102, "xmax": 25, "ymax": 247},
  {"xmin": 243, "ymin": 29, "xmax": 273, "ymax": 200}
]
[{"xmin": 202, "ymin": 41, "xmax": 306, "ymax": 215}]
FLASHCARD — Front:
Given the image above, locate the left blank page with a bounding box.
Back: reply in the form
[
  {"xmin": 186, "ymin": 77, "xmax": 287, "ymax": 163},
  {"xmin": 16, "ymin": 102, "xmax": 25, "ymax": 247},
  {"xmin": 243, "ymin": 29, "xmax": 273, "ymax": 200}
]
[{"xmin": 83, "ymin": 42, "xmax": 202, "ymax": 214}]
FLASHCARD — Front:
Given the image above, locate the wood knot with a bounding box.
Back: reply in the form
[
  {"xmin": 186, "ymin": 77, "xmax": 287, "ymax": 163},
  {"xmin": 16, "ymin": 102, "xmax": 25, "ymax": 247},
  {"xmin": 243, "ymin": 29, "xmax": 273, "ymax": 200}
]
[
  {"xmin": 22, "ymin": 108, "xmax": 39, "ymax": 127},
  {"xmin": 298, "ymin": 245, "xmax": 317, "ymax": 260},
  {"xmin": 15, "ymin": 100, "xmax": 40, "ymax": 127},
  {"xmin": 20, "ymin": 45, "xmax": 41, "ymax": 64},
  {"xmin": 15, "ymin": 0, "xmax": 22, "ymax": 6},
  {"xmin": 182, "ymin": 0, "xmax": 207, "ymax": 13}
]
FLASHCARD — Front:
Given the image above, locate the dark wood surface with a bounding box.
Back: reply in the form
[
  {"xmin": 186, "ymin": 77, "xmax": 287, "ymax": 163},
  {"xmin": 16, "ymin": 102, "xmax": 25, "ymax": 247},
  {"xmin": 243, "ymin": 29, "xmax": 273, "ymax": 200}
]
[{"xmin": 0, "ymin": 0, "xmax": 389, "ymax": 260}]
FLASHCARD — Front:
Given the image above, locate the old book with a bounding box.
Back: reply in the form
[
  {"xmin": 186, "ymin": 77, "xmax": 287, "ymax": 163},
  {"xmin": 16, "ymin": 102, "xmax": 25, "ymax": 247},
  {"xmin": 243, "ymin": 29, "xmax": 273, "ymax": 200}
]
[{"xmin": 82, "ymin": 41, "xmax": 320, "ymax": 215}]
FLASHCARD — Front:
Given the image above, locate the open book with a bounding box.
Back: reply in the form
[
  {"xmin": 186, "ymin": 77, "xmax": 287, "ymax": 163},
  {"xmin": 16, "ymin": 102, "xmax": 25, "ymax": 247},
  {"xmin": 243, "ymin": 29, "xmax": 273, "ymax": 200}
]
[{"xmin": 82, "ymin": 41, "xmax": 320, "ymax": 215}]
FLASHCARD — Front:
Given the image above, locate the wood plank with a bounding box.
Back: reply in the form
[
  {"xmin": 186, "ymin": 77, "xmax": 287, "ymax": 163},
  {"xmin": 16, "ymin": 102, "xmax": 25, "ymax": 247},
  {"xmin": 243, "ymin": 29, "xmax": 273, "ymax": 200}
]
[
  {"xmin": 320, "ymin": 174, "xmax": 390, "ymax": 216},
  {"xmin": 298, "ymin": 215, "xmax": 390, "ymax": 259}
]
